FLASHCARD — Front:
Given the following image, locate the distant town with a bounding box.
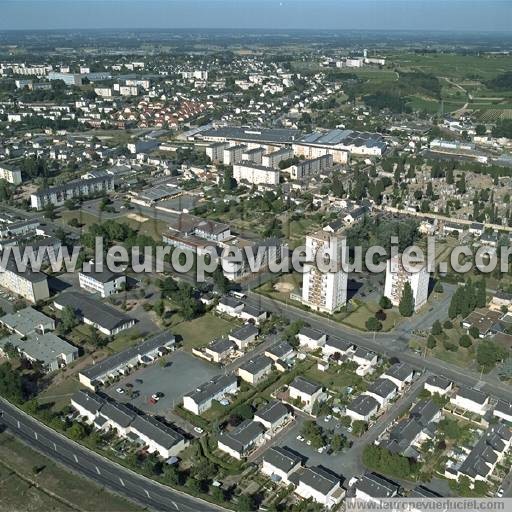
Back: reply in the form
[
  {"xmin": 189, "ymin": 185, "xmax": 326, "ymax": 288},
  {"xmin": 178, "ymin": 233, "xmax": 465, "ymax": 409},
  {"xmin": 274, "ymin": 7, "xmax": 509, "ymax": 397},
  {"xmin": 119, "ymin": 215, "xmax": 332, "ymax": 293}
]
[{"xmin": 0, "ymin": 27, "xmax": 511, "ymax": 512}]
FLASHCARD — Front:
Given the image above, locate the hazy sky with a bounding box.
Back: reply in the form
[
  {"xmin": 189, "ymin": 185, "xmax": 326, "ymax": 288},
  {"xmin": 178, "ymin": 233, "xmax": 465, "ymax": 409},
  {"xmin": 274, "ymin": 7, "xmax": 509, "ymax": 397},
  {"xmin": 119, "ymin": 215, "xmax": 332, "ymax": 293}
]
[{"xmin": 1, "ymin": 0, "xmax": 511, "ymax": 32}]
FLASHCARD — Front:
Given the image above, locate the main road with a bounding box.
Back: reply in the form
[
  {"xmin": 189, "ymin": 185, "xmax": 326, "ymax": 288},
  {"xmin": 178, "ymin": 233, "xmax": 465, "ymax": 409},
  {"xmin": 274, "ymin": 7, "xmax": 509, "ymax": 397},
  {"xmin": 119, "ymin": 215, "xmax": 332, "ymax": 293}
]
[{"xmin": 0, "ymin": 397, "xmax": 225, "ymax": 512}]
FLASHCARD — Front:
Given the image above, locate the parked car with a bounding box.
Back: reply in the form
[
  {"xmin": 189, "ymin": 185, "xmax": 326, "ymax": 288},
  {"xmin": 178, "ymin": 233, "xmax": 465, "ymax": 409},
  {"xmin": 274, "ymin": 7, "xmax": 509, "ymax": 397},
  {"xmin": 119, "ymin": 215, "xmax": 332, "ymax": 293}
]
[
  {"xmin": 296, "ymin": 435, "xmax": 305, "ymax": 442},
  {"xmin": 116, "ymin": 387, "xmax": 125, "ymax": 394},
  {"xmin": 194, "ymin": 427, "xmax": 204, "ymax": 434}
]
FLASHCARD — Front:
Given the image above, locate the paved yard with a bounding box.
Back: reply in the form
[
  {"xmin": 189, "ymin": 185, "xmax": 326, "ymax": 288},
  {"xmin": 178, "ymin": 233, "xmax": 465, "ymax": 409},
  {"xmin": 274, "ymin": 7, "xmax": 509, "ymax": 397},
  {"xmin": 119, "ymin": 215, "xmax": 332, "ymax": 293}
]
[{"xmin": 104, "ymin": 350, "xmax": 221, "ymax": 416}]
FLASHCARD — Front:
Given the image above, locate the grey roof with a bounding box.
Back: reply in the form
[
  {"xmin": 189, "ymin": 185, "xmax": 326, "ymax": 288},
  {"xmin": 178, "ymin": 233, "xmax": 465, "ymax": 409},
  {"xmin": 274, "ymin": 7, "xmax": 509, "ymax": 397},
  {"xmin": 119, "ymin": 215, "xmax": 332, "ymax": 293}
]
[
  {"xmin": 131, "ymin": 415, "xmax": 184, "ymax": 449},
  {"xmin": 0, "ymin": 332, "xmax": 77, "ymax": 369},
  {"xmin": 79, "ymin": 268, "xmax": 122, "ymax": 283},
  {"xmin": 347, "ymin": 394, "xmax": 380, "ymax": 416},
  {"xmin": 81, "ymin": 331, "xmax": 175, "ymax": 381},
  {"xmin": 207, "ymin": 338, "xmax": 234, "ymax": 354},
  {"xmin": 100, "ymin": 401, "xmax": 136, "ymax": 428},
  {"xmin": 0, "ymin": 307, "xmax": 54, "ymax": 336},
  {"xmin": 54, "ymin": 291, "xmax": 134, "ymax": 332},
  {"xmin": 200, "ymin": 126, "xmax": 301, "ymax": 144},
  {"xmin": 410, "ymin": 399, "xmax": 440, "ymax": 427},
  {"xmin": 294, "ymin": 466, "xmax": 340, "ymax": 495},
  {"xmin": 239, "ymin": 354, "xmax": 272, "ymax": 375},
  {"xmin": 299, "ymin": 129, "xmax": 386, "ymax": 150},
  {"xmin": 230, "ymin": 323, "xmax": 258, "ymax": 341},
  {"xmin": 495, "ymin": 400, "xmax": 512, "ymax": 418},
  {"xmin": 353, "ymin": 347, "xmax": 377, "ymax": 362},
  {"xmin": 426, "ymin": 375, "xmax": 452, "ymax": 390},
  {"xmin": 383, "ymin": 363, "xmax": 414, "ymax": 382},
  {"xmin": 263, "ymin": 446, "xmax": 301, "ymax": 473},
  {"xmin": 299, "ymin": 327, "xmax": 324, "ymax": 340},
  {"xmin": 218, "ymin": 419, "xmax": 265, "ymax": 453},
  {"xmin": 456, "ymin": 386, "xmax": 488, "ymax": 405},
  {"xmin": 184, "ymin": 374, "xmax": 237, "ymax": 406},
  {"xmin": 389, "ymin": 418, "xmax": 422, "ymax": 445},
  {"xmin": 354, "ymin": 472, "xmax": 400, "ymax": 498},
  {"xmin": 289, "ymin": 376, "xmax": 321, "ymax": 396},
  {"xmin": 218, "ymin": 295, "xmax": 243, "ymax": 309},
  {"xmin": 240, "ymin": 304, "xmax": 266, "ymax": 318},
  {"xmin": 2, "ymin": 253, "xmax": 48, "ymax": 283},
  {"xmin": 410, "ymin": 486, "xmax": 442, "ymax": 498},
  {"xmin": 71, "ymin": 390, "xmax": 106, "ymax": 415},
  {"xmin": 366, "ymin": 378, "xmax": 398, "ymax": 399},
  {"xmin": 255, "ymin": 400, "xmax": 289, "ymax": 424},
  {"xmin": 266, "ymin": 341, "xmax": 293, "ymax": 358},
  {"xmin": 325, "ymin": 338, "xmax": 354, "ymax": 353}
]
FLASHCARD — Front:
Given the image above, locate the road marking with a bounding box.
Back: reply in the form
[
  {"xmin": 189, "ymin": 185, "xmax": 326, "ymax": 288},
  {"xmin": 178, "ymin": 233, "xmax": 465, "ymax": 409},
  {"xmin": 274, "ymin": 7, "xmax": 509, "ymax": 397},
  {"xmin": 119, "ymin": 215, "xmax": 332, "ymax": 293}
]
[
  {"xmin": 34, "ymin": 431, "xmax": 38, "ymax": 440},
  {"xmin": 73, "ymin": 454, "xmax": 78, "ymax": 463},
  {"xmin": 17, "ymin": 420, "xmax": 20, "ymax": 429},
  {"xmin": 53, "ymin": 442, "xmax": 57, "ymax": 451},
  {"xmin": 95, "ymin": 466, "xmax": 101, "ymax": 475},
  {"xmin": 119, "ymin": 477, "xmax": 125, "ymax": 487},
  {"xmin": 172, "ymin": 501, "xmax": 179, "ymax": 510},
  {"xmin": 145, "ymin": 489, "xmax": 150, "ymax": 498}
]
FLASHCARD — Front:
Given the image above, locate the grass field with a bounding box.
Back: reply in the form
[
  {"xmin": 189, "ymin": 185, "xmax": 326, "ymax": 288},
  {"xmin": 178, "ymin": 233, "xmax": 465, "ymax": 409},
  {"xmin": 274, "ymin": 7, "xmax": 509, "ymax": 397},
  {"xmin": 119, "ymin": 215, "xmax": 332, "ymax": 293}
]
[
  {"xmin": 0, "ymin": 432, "xmax": 142, "ymax": 512},
  {"xmin": 172, "ymin": 312, "xmax": 236, "ymax": 350}
]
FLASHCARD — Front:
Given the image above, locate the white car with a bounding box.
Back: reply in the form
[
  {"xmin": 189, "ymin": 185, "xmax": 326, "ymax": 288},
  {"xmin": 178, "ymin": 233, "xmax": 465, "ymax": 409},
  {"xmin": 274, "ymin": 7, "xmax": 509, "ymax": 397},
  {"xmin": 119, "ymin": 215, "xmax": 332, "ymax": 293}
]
[
  {"xmin": 306, "ymin": 440, "xmax": 311, "ymax": 446},
  {"xmin": 317, "ymin": 447, "xmax": 325, "ymax": 454},
  {"xmin": 151, "ymin": 393, "xmax": 160, "ymax": 401},
  {"xmin": 116, "ymin": 387, "xmax": 125, "ymax": 394},
  {"xmin": 296, "ymin": 435, "xmax": 305, "ymax": 442},
  {"xmin": 497, "ymin": 489, "xmax": 504, "ymax": 497},
  {"xmin": 324, "ymin": 415, "xmax": 332, "ymax": 422},
  {"xmin": 194, "ymin": 427, "xmax": 204, "ymax": 434}
]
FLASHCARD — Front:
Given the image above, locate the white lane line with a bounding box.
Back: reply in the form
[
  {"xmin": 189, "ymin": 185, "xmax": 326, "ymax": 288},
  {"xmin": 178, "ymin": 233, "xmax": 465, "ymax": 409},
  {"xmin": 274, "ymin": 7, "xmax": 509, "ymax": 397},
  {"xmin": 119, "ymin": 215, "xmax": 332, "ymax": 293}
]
[
  {"xmin": 95, "ymin": 466, "xmax": 101, "ymax": 475},
  {"xmin": 172, "ymin": 501, "xmax": 179, "ymax": 510},
  {"xmin": 17, "ymin": 420, "xmax": 20, "ymax": 429},
  {"xmin": 144, "ymin": 489, "xmax": 150, "ymax": 498},
  {"xmin": 34, "ymin": 431, "xmax": 38, "ymax": 440},
  {"xmin": 73, "ymin": 454, "xmax": 78, "ymax": 463},
  {"xmin": 53, "ymin": 442, "xmax": 57, "ymax": 451},
  {"xmin": 119, "ymin": 478, "xmax": 125, "ymax": 487}
]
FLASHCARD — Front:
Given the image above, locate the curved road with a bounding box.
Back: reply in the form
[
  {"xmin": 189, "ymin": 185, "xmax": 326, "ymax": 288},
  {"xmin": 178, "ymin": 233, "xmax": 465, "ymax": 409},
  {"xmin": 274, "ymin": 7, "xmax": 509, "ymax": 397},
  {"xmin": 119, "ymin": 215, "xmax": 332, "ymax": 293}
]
[{"xmin": 0, "ymin": 397, "xmax": 225, "ymax": 512}]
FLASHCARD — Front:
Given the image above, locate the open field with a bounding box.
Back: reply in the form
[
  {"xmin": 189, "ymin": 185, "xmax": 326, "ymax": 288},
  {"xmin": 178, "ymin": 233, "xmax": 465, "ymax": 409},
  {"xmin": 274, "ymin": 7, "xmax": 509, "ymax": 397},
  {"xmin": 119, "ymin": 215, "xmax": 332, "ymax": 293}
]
[
  {"xmin": 172, "ymin": 311, "xmax": 236, "ymax": 350},
  {"xmin": 0, "ymin": 432, "xmax": 142, "ymax": 512}
]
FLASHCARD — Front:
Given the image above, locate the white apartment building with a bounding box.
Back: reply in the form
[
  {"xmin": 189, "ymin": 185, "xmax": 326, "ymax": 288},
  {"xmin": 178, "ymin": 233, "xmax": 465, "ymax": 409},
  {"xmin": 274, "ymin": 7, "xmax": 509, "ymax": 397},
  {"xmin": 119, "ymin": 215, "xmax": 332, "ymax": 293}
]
[
  {"xmin": 301, "ymin": 229, "xmax": 347, "ymax": 314},
  {"xmin": 0, "ymin": 260, "xmax": 50, "ymax": 303},
  {"xmin": 30, "ymin": 176, "xmax": 114, "ymax": 210},
  {"xmin": 384, "ymin": 255, "xmax": 429, "ymax": 311},
  {"xmin": 223, "ymin": 144, "xmax": 247, "ymax": 166},
  {"xmin": 78, "ymin": 269, "xmax": 126, "ymax": 298},
  {"xmin": 233, "ymin": 161, "xmax": 280, "ymax": 186},
  {"xmin": 287, "ymin": 154, "xmax": 333, "ymax": 180},
  {"xmin": 262, "ymin": 148, "xmax": 294, "ymax": 168},
  {"xmin": 0, "ymin": 164, "xmax": 23, "ymax": 185},
  {"xmin": 206, "ymin": 142, "xmax": 228, "ymax": 163}
]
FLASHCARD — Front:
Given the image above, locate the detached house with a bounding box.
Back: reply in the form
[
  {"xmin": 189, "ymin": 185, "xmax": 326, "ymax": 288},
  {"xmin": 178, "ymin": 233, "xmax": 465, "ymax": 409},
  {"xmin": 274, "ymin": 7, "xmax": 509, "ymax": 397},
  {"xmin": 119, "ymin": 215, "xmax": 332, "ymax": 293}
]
[{"xmin": 217, "ymin": 420, "xmax": 266, "ymax": 460}]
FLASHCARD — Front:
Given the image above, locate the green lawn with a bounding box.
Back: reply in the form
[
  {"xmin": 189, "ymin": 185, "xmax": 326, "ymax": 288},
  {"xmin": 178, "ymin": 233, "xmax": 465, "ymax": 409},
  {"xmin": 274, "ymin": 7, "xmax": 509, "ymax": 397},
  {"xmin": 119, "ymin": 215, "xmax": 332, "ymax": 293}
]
[
  {"xmin": 173, "ymin": 312, "xmax": 236, "ymax": 350},
  {"xmin": 305, "ymin": 365, "xmax": 366, "ymax": 393},
  {"xmin": 37, "ymin": 378, "xmax": 81, "ymax": 411},
  {"xmin": 0, "ymin": 432, "xmax": 142, "ymax": 512},
  {"xmin": 335, "ymin": 300, "xmax": 401, "ymax": 332}
]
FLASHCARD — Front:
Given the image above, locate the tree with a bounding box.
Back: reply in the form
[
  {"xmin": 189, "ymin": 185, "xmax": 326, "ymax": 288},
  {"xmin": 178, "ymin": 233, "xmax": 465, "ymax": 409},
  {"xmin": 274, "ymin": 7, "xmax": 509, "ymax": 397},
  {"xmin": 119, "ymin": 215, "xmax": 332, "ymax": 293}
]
[
  {"xmin": 67, "ymin": 423, "xmax": 86, "ymax": 440},
  {"xmin": 186, "ymin": 477, "xmax": 201, "ymax": 494},
  {"xmin": 431, "ymin": 320, "xmax": 443, "ymax": 336},
  {"xmin": 427, "ymin": 335, "xmax": 437, "ymax": 349},
  {"xmin": 379, "ymin": 296, "xmax": 392, "ymax": 310},
  {"xmin": 43, "ymin": 202, "xmax": 56, "ymax": 220},
  {"xmin": 351, "ymin": 420, "xmax": 367, "ymax": 437},
  {"xmin": 459, "ymin": 335, "xmax": 472, "ymax": 348},
  {"xmin": 154, "ymin": 300, "xmax": 165, "ymax": 318},
  {"xmin": 330, "ymin": 433, "xmax": 346, "ymax": 453},
  {"xmin": 399, "ymin": 282, "xmax": 414, "ymax": 317},
  {"xmin": 60, "ymin": 305, "xmax": 78, "ymax": 334},
  {"xmin": 211, "ymin": 486, "xmax": 225, "ymax": 502},
  {"xmin": 476, "ymin": 342, "xmax": 507, "ymax": 371},
  {"xmin": 469, "ymin": 326, "xmax": 480, "ymax": 339},
  {"xmin": 237, "ymin": 494, "xmax": 256, "ymax": 512},
  {"xmin": 365, "ymin": 316, "xmax": 382, "ymax": 332}
]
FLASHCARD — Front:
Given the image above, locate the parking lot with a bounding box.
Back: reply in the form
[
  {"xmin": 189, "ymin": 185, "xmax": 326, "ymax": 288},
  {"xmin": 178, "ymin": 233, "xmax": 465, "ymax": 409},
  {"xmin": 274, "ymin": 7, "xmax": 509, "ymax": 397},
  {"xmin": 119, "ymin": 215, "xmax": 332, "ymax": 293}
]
[
  {"xmin": 104, "ymin": 350, "xmax": 221, "ymax": 417},
  {"xmin": 271, "ymin": 414, "xmax": 363, "ymax": 480}
]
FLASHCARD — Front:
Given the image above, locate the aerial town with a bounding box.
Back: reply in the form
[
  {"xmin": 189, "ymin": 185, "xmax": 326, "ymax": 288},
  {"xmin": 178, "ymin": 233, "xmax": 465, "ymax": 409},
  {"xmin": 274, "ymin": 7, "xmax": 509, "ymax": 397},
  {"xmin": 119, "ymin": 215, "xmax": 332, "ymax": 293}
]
[{"xmin": 0, "ymin": 11, "xmax": 512, "ymax": 512}]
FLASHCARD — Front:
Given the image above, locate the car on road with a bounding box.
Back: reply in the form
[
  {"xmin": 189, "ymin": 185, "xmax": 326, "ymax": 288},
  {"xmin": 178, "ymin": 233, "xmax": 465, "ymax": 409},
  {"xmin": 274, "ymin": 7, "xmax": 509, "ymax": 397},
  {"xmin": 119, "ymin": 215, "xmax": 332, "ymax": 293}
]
[
  {"xmin": 317, "ymin": 447, "xmax": 325, "ymax": 454},
  {"xmin": 296, "ymin": 435, "xmax": 305, "ymax": 442},
  {"xmin": 496, "ymin": 489, "xmax": 504, "ymax": 497},
  {"xmin": 116, "ymin": 387, "xmax": 125, "ymax": 394}
]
